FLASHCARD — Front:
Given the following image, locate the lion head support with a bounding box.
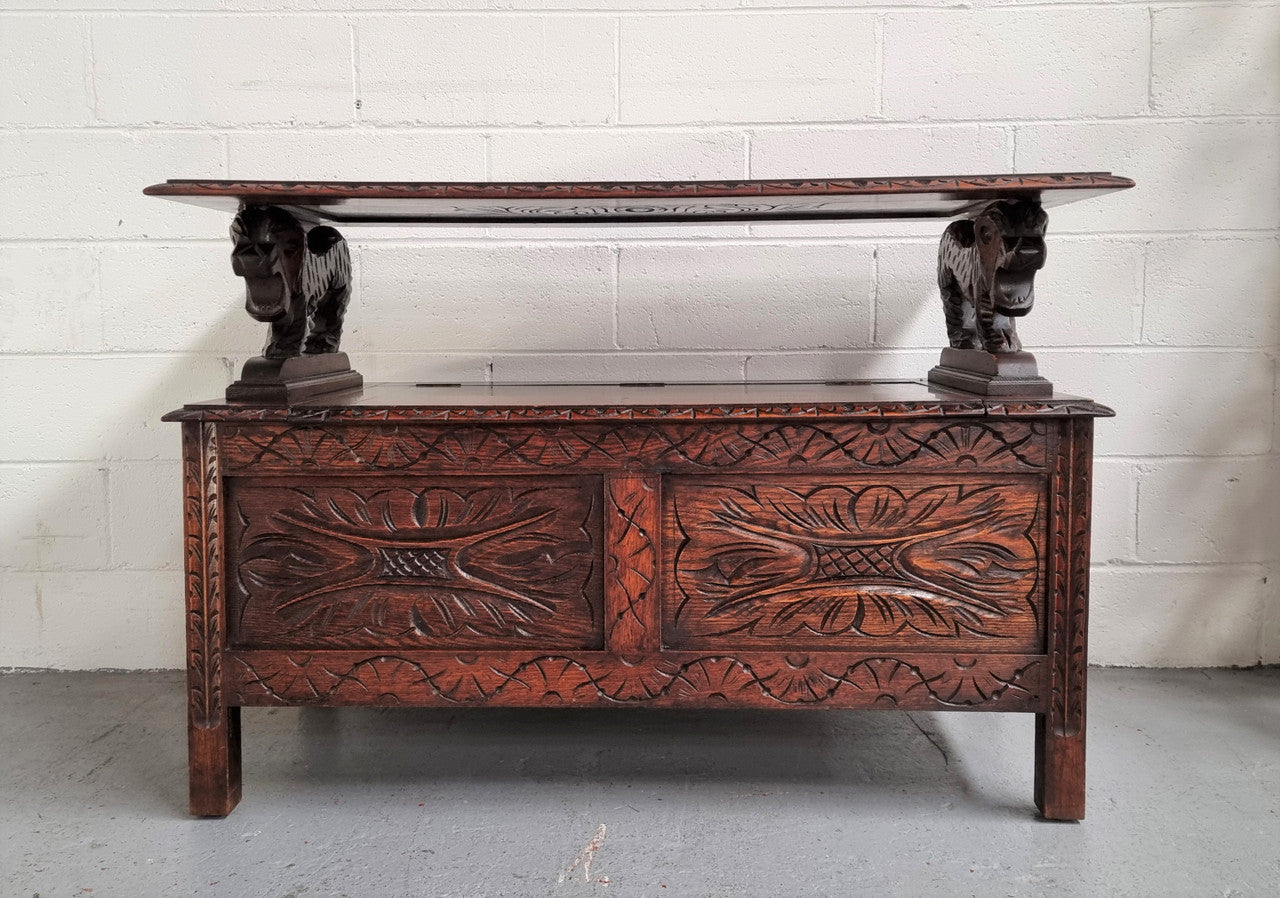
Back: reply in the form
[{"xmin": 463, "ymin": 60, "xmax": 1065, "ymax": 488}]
[
  {"xmin": 975, "ymin": 200, "xmax": 1048, "ymax": 318},
  {"xmin": 938, "ymin": 199, "xmax": 1048, "ymax": 354},
  {"xmin": 230, "ymin": 206, "xmax": 351, "ymax": 359},
  {"xmin": 230, "ymin": 206, "xmax": 304, "ymax": 324}
]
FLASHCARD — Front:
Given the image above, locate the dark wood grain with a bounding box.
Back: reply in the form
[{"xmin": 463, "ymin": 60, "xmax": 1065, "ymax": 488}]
[
  {"xmin": 181, "ymin": 421, "xmax": 241, "ymax": 817},
  {"xmin": 225, "ymin": 477, "xmax": 604, "ymax": 649},
  {"xmin": 1036, "ymin": 417, "xmax": 1093, "ymax": 821},
  {"xmin": 163, "ymin": 381, "xmax": 1116, "ymax": 424},
  {"xmin": 213, "ymin": 419, "xmax": 1052, "ymax": 477},
  {"xmin": 605, "ymin": 475, "xmax": 661, "ymax": 655},
  {"xmin": 664, "ymin": 476, "xmax": 1044, "ymax": 652},
  {"xmin": 169, "ymin": 381, "xmax": 1100, "ymax": 819},
  {"xmin": 225, "ymin": 649, "xmax": 1045, "ymax": 711}
]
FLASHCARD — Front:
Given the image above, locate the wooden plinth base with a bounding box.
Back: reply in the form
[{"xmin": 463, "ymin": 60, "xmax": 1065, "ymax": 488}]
[
  {"xmin": 928, "ymin": 348, "xmax": 1053, "ymax": 397},
  {"xmin": 226, "ymin": 353, "xmax": 363, "ymax": 403}
]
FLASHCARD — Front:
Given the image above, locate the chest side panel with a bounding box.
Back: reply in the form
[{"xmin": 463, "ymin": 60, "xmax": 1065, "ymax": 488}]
[{"xmin": 224, "ymin": 476, "xmax": 604, "ymax": 650}]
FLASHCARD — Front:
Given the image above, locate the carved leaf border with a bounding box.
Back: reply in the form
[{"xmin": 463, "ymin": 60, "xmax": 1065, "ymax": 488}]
[{"xmin": 220, "ymin": 420, "xmax": 1048, "ymax": 474}]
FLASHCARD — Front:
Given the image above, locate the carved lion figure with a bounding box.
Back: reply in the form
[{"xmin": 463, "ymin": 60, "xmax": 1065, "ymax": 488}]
[
  {"xmin": 230, "ymin": 206, "xmax": 352, "ymax": 359},
  {"xmin": 937, "ymin": 199, "xmax": 1048, "ymax": 353}
]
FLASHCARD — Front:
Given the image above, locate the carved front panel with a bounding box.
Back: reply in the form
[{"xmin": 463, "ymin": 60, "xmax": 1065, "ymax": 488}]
[
  {"xmin": 665, "ymin": 476, "xmax": 1045, "ymax": 651},
  {"xmin": 225, "ymin": 477, "xmax": 603, "ymax": 649}
]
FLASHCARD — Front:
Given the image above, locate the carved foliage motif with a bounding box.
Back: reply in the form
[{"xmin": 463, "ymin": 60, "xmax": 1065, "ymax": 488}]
[
  {"xmin": 182, "ymin": 422, "xmax": 223, "ymax": 729},
  {"xmin": 1049, "ymin": 421, "xmax": 1092, "ymax": 737},
  {"xmin": 220, "ymin": 420, "xmax": 1047, "ymax": 475},
  {"xmin": 228, "ymin": 651, "xmax": 1043, "ymax": 711},
  {"xmin": 667, "ymin": 479, "xmax": 1043, "ymax": 647},
  {"xmin": 227, "ymin": 480, "xmax": 603, "ymax": 648}
]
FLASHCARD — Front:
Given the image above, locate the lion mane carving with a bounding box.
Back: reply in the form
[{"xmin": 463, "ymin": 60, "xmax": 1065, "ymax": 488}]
[
  {"xmin": 937, "ymin": 200, "xmax": 1048, "ymax": 354},
  {"xmin": 230, "ymin": 206, "xmax": 352, "ymax": 359}
]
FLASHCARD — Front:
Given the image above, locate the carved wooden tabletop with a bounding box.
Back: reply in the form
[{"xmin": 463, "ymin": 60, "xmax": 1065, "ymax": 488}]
[{"xmin": 144, "ymin": 172, "xmax": 1134, "ymax": 224}]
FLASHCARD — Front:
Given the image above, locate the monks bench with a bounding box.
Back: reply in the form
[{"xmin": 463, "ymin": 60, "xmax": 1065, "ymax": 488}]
[{"xmin": 148, "ymin": 173, "xmax": 1133, "ymax": 819}]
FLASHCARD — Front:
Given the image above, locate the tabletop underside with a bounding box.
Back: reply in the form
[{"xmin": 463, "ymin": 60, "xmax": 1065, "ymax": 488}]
[{"xmin": 144, "ymin": 173, "xmax": 1134, "ymax": 225}]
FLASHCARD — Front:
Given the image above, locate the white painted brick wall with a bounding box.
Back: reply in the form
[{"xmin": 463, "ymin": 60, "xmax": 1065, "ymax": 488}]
[
  {"xmin": 620, "ymin": 13, "xmax": 877, "ymax": 123},
  {"xmin": 0, "ymin": 1, "xmax": 1275, "ymax": 669}
]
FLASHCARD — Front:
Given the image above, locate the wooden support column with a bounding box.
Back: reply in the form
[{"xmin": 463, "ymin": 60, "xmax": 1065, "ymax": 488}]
[
  {"xmin": 603, "ymin": 475, "xmax": 661, "ymax": 656},
  {"xmin": 1036, "ymin": 418, "xmax": 1093, "ymax": 821},
  {"xmin": 181, "ymin": 421, "xmax": 241, "ymax": 817}
]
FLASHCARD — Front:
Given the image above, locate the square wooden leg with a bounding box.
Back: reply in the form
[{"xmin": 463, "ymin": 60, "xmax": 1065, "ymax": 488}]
[
  {"xmin": 1035, "ymin": 712, "xmax": 1085, "ymax": 821},
  {"xmin": 189, "ymin": 707, "xmax": 242, "ymax": 817}
]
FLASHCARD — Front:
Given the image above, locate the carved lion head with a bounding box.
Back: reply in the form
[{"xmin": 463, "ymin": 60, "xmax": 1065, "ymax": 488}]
[
  {"xmin": 230, "ymin": 206, "xmax": 305, "ymax": 322},
  {"xmin": 975, "ymin": 200, "xmax": 1048, "ymax": 316}
]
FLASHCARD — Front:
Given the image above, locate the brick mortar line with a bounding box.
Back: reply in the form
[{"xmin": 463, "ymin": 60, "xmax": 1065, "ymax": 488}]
[
  {"xmin": 6, "ymin": 3, "xmax": 1280, "ymax": 14},
  {"xmin": 4, "ymin": 115, "xmax": 1279, "ymax": 131},
  {"xmin": 2, "ymin": 346, "xmax": 1276, "ymax": 359}
]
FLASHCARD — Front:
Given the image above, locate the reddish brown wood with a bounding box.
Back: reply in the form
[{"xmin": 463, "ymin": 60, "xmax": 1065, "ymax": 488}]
[
  {"xmin": 161, "ymin": 381, "xmax": 1115, "ymax": 424},
  {"xmin": 168, "ymin": 383, "xmax": 1103, "ymax": 818},
  {"xmin": 1036, "ymin": 417, "xmax": 1093, "ymax": 820},
  {"xmin": 664, "ymin": 476, "xmax": 1045, "ymax": 652},
  {"xmin": 181, "ymin": 421, "xmax": 241, "ymax": 816},
  {"xmin": 225, "ymin": 649, "xmax": 1045, "ymax": 711},
  {"xmin": 225, "ymin": 477, "xmax": 604, "ymax": 650},
  {"xmin": 212, "ymin": 419, "xmax": 1053, "ymax": 476},
  {"xmin": 143, "ymin": 173, "xmax": 1134, "ymax": 225},
  {"xmin": 605, "ymin": 475, "xmax": 661, "ymax": 654}
]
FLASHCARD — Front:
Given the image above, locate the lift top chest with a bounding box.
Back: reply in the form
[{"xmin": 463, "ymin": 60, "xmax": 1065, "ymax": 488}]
[{"xmin": 151, "ymin": 172, "xmax": 1132, "ymax": 820}]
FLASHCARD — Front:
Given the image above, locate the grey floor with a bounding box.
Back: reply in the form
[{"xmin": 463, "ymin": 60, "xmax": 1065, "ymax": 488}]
[{"xmin": 1, "ymin": 669, "xmax": 1277, "ymax": 898}]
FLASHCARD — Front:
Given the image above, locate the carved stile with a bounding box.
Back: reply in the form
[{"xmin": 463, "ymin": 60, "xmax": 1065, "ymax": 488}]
[
  {"xmin": 1035, "ymin": 418, "xmax": 1093, "ymax": 820},
  {"xmin": 605, "ymin": 476, "xmax": 661, "ymax": 655},
  {"xmin": 182, "ymin": 422, "xmax": 241, "ymax": 816}
]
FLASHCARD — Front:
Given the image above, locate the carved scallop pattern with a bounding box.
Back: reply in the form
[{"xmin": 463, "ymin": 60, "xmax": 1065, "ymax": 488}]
[{"xmin": 228, "ymin": 651, "xmax": 1043, "ymax": 711}]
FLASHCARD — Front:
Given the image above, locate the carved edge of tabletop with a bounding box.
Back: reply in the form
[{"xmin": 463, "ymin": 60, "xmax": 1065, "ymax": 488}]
[{"xmin": 161, "ymin": 396, "xmax": 1116, "ymax": 423}]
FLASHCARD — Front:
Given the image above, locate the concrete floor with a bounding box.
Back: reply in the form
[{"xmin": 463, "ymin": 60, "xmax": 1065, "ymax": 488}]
[{"xmin": 1, "ymin": 669, "xmax": 1277, "ymax": 897}]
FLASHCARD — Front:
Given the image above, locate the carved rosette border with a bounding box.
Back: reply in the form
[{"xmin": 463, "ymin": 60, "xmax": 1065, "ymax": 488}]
[
  {"xmin": 216, "ymin": 420, "xmax": 1050, "ymax": 476},
  {"xmin": 1047, "ymin": 419, "xmax": 1091, "ymax": 737},
  {"xmin": 604, "ymin": 476, "xmax": 660, "ymax": 654},
  {"xmin": 182, "ymin": 422, "xmax": 224, "ymax": 729},
  {"xmin": 226, "ymin": 651, "xmax": 1044, "ymax": 711}
]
